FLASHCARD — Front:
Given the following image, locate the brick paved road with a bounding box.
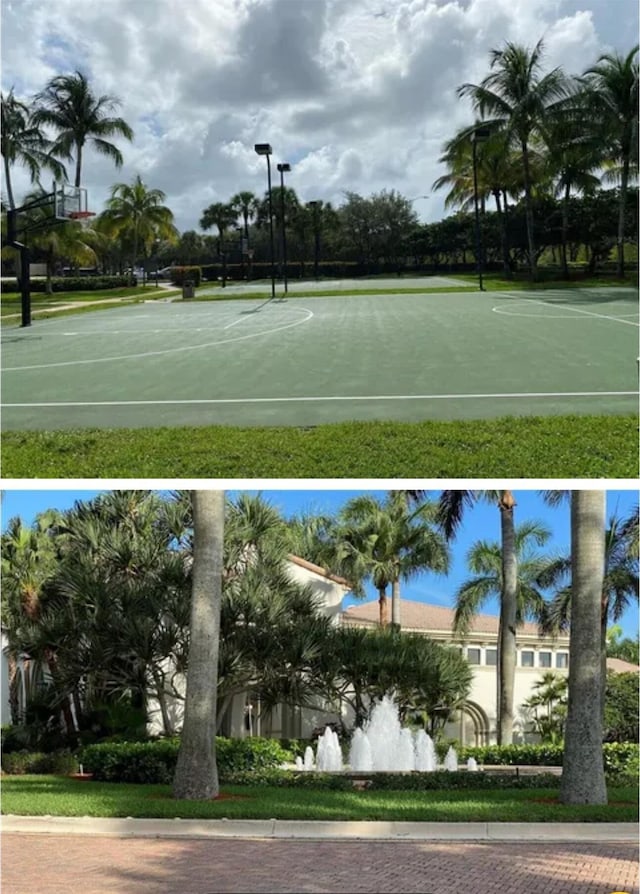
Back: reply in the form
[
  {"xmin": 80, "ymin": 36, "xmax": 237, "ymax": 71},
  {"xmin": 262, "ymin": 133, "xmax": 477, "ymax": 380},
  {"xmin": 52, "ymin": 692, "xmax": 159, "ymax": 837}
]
[{"xmin": 2, "ymin": 834, "xmax": 638, "ymax": 894}]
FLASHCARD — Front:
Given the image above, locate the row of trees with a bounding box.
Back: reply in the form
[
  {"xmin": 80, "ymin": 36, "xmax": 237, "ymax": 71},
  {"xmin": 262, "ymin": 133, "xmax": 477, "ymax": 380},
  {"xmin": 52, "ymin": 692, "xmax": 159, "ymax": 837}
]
[
  {"xmin": 1, "ymin": 491, "xmax": 473, "ymax": 750},
  {"xmin": 3, "ymin": 42, "xmax": 637, "ymax": 283},
  {"xmin": 438, "ymin": 39, "xmax": 638, "ymax": 278},
  {"xmin": 3, "ymin": 491, "xmax": 636, "ymax": 763}
]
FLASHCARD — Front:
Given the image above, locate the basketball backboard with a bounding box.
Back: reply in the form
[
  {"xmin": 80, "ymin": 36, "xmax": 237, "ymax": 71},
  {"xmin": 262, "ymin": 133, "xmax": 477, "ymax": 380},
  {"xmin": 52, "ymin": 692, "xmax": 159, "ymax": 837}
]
[{"xmin": 53, "ymin": 182, "xmax": 88, "ymax": 221}]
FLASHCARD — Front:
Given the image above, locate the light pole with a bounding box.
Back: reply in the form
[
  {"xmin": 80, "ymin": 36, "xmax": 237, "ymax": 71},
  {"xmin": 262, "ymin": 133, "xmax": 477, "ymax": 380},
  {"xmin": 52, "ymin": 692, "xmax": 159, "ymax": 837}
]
[
  {"xmin": 276, "ymin": 162, "xmax": 291, "ymax": 294},
  {"xmin": 308, "ymin": 200, "xmax": 320, "ymax": 280},
  {"xmin": 471, "ymin": 127, "xmax": 491, "ymax": 291},
  {"xmin": 254, "ymin": 143, "xmax": 276, "ymax": 299}
]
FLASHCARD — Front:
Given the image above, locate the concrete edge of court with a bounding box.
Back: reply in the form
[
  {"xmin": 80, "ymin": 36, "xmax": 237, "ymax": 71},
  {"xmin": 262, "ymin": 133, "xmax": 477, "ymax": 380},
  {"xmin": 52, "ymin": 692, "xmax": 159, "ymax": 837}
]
[{"xmin": 2, "ymin": 815, "xmax": 637, "ymax": 842}]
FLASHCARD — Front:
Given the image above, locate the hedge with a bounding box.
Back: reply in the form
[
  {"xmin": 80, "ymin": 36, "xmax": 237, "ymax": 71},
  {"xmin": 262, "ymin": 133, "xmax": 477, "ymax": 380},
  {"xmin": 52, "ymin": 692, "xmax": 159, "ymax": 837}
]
[
  {"xmin": 4, "ymin": 276, "xmax": 134, "ymax": 293},
  {"xmin": 1, "ymin": 750, "xmax": 78, "ymax": 776},
  {"xmin": 457, "ymin": 742, "xmax": 639, "ymax": 780},
  {"xmin": 80, "ymin": 736, "xmax": 293, "ymax": 783}
]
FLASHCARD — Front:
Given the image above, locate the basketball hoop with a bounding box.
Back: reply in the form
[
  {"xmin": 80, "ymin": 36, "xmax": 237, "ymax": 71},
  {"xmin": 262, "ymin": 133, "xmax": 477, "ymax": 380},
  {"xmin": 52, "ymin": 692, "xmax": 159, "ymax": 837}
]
[{"xmin": 68, "ymin": 210, "xmax": 96, "ymax": 228}]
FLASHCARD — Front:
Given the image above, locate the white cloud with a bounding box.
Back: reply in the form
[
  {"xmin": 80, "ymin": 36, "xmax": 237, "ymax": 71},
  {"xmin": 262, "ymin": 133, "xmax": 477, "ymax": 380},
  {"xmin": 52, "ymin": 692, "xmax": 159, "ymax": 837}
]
[{"xmin": 1, "ymin": 0, "xmax": 637, "ymax": 231}]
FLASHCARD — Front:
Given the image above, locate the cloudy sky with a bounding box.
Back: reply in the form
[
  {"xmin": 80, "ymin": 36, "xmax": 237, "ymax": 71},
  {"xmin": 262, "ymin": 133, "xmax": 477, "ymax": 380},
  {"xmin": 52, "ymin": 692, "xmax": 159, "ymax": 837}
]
[{"xmin": 2, "ymin": 0, "xmax": 638, "ymax": 233}]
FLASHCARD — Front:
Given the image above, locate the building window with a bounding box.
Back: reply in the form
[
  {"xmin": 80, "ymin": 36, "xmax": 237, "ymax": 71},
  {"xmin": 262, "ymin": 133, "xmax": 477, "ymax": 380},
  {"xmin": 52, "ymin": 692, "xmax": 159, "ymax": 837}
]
[
  {"xmin": 467, "ymin": 648, "xmax": 481, "ymax": 665},
  {"xmin": 539, "ymin": 652, "xmax": 552, "ymax": 668},
  {"xmin": 485, "ymin": 649, "xmax": 497, "ymax": 666},
  {"xmin": 556, "ymin": 653, "xmax": 569, "ymax": 669},
  {"xmin": 521, "ymin": 651, "xmax": 534, "ymax": 667}
]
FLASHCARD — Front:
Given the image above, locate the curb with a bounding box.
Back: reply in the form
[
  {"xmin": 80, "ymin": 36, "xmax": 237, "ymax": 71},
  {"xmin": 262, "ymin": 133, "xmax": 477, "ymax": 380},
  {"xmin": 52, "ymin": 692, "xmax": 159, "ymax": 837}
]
[{"xmin": 2, "ymin": 816, "xmax": 637, "ymax": 842}]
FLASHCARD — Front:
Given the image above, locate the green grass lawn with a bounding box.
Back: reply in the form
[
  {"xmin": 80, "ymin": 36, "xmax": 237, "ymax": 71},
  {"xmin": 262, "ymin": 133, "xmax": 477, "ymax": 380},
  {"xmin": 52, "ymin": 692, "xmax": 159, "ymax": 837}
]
[
  {"xmin": 2, "ymin": 776, "xmax": 636, "ymax": 823},
  {"xmin": 2, "ymin": 414, "xmax": 636, "ymax": 478},
  {"xmin": 1, "ymin": 286, "xmax": 179, "ymax": 319}
]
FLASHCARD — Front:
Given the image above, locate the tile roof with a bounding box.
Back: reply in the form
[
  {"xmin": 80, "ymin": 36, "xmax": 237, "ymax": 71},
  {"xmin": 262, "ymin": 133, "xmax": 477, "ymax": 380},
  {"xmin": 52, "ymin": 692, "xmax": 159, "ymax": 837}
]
[
  {"xmin": 606, "ymin": 657, "xmax": 640, "ymax": 674},
  {"xmin": 288, "ymin": 554, "xmax": 352, "ymax": 589},
  {"xmin": 342, "ymin": 598, "xmax": 545, "ymax": 636}
]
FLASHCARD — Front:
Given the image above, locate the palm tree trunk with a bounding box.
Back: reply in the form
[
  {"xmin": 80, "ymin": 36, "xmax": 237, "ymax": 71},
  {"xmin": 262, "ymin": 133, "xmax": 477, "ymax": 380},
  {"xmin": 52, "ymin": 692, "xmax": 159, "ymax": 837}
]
[
  {"xmin": 616, "ymin": 155, "xmax": 630, "ymax": 277},
  {"xmin": 74, "ymin": 141, "xmax": 83, "ymax": 188},
  {"xmin": 44, "ymin": 648, "xmax": 76, "ymax": 740},
  {"xmin": 378, "ymin": 587, "xmax": 389, "ymax": 627},
  {"xmin": 151, "ymin": 668, "xmax": 175, "ymax": 735},
  {"xmin": 3, "ymin": 153, "xmax": 16, "ymax": 210},
  {"xmin": 173, "ymin": 490, "xmax": 224, "ymax": 800},
  {"xmin": 521, "ymin": 142, "xmax": 538, "ymax": 281},
  {"xmin": 560, "ymin": 491, "xmax": 607, "ymax": 805},
  {"xmin": 391, "ymin": 577, "xmax": 401, "ymax": 628},
  {"xmin": 7, "ymin": 651, "xmax": 21, "ymax": 723},
  {"xmin": 46, "ymin": 244, "xmax": 54, "ymax": 295},
  {"xmin": 498, "ymin": 491, "xmax": 517, "ymax": 745}
]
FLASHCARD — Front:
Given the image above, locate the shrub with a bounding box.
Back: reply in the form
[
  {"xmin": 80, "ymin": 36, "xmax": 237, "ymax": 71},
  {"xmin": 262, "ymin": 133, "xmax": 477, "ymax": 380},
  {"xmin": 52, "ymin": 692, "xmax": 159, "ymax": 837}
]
[
  {"xmin": 2, "ymin": 750, "xmax": 77, "ymax": 775},
  {"xmin": 16, "ymin": 276, "xmax": 134, "ymax": 292},
  {"xmin": 80, "ymin": 736, "xmax": 293, "ymax": 784},
  {"xmin": 457, "ymin": 742, "xmax": 639, "ymax": 782},
  {"xmin": 170, "ymin": 266, "xmax": 202, "ymax": 286}
]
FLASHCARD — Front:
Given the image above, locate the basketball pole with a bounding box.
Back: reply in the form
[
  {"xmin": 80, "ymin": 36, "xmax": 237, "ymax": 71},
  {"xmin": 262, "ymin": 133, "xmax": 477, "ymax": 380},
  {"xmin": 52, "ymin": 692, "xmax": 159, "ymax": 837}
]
[{"xmin": 6, "ymin": 207, "xmax": 31, "ymax": 327}]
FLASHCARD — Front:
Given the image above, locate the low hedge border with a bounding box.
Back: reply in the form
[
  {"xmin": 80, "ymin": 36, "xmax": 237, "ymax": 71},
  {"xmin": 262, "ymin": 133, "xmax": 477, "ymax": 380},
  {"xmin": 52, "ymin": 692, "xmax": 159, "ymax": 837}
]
[
  {"xmin": 80, "ymin": 736, "xmax": 293, "ymax": 783},
  {"xmin": 1, "ymin": 750, "xmax": 78, "ymax": 775},
  {"xmin": 4, "ymin": 276, "xmax": 134, "ymax": 293}
]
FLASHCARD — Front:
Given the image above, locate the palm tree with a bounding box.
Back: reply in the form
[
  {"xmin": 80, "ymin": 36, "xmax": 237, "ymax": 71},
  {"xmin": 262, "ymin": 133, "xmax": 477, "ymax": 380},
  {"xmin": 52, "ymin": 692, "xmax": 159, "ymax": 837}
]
[
  {"xmin": 32, "ymin": 70, "xmax": 133, "ymax": 187},
  {"xmin": 101, "ymin": 175, "xmax": 178, "ymax": 284},
  {"xmin": 457, "ymin": 39, "xmax": 569, "ymax": 279},
  {"xmin": 18, "ymin": 188, "xmax": 97, "ymax": 293},
  {"xmin": 1, "ymin": 89, "xmax": 66, "ymax": 209},
  {"xmin": 523, "ymin": 671, "xmax": 567, "ymax": 743},
  {"xmin": 432, "ymin": 123, "xmax": 525, "ymax": 276},
  {"xmin": 437, "ymin": 490, "xmax": 520, "ymax": 744},
  {"xmin": 453, "ymin": 519, "xmax": 555, "ymax": 634},
  {"xmin": 173, "ymin": 490, "xmax": 225, "ymax": 801},
  {"xmin": 200, "ymin": 202, "xmax": 237, "ymax": 282},
  {"xmin": 229, "ymin": 191, "xmax": 259, "ymax": 242},
  {"xmin": 560, "ymin": 491, "xmax": 607, "ymax": 805},
  {"xmin": 1, "ymin": 513, "xmax": 76, "ymax": 737},
  {"xmin": 578, "ymin": 46, "xmax": 639, "ymax": 276},
  {"xmin": 540, "ymin": 107, "xmax": 601, "ymax": 277},
  {"xmin": 337, "ymin": 492, "xmax": 449, "ymax": 628},
  {"xmin": 200, "ymin": 201, "xmax": 237, "ymax": 245},
  {"xmin": 538, "ymin": 509, "xmax": 639, "ymax": 718}
]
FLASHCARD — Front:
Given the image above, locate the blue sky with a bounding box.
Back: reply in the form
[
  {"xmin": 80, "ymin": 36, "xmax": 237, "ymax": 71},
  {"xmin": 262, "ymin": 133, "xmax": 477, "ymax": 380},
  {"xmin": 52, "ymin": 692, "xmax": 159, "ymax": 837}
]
[{"xmin": 2, "ymin": 488, "xmax": 638, "ymax": 639}]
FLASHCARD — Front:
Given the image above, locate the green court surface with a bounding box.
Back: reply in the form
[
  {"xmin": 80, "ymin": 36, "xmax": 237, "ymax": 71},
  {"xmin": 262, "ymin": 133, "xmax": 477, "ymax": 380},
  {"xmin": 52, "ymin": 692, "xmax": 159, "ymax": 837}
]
[{"xmin": 2, "ymin": 287, "xmax": 638, "ymax": 432}]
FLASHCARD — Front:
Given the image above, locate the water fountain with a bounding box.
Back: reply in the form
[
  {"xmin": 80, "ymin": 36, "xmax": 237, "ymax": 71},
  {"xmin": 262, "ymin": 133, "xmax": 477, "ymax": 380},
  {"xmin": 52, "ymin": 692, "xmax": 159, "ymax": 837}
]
[{"xmin": 310, "ymin": 694, "xmax": 458, "ymax": 773}]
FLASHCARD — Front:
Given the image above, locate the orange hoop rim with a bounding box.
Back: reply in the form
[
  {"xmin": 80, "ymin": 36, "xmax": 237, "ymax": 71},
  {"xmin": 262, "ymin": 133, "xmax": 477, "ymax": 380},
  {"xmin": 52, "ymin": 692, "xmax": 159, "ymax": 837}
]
[{"xmin": 68, "ymin": 210, "xmax": 95, "ymax": 219}]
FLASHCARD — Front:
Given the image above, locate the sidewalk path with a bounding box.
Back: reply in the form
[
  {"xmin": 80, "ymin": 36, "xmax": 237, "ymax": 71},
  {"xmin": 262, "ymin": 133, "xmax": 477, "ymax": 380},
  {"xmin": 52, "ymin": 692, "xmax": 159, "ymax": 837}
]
[{"xmin": 3, "ymin": 831, "xmax": 638, "ymax": 894}]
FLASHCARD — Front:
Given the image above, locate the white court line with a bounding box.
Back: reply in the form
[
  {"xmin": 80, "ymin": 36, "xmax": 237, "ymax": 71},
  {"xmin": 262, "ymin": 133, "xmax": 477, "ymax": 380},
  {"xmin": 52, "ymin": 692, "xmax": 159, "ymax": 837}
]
[
  {"xmin": 3, "ymin": 390, "xmax": 638, "ymax": 409},
  {"xmin": 2, "ymin": 306, "xmax": 314, "ymax": 372},
  {"xmin": 497, "ymin": 294, "xmax": 639, "ymax": 327}
]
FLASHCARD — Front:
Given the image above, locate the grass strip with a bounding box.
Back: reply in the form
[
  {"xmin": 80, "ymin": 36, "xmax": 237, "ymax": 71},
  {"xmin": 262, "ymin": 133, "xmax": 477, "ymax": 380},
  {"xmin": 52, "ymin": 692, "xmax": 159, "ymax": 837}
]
[
  {"xmin": 2, "ymin": 776, "xmax": 636, "ymax": 822},
  {"xmin": 2, "ymin": 414, "xmax": 636, "ymax": 478}
]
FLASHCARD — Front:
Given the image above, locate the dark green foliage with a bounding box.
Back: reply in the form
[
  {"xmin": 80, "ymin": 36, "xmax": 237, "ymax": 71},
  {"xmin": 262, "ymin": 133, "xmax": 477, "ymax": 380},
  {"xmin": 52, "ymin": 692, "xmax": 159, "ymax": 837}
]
[
  {"xmin": 215, "ymin": 737, "xmax": 293, "ymax": 773},
  {"xmin": 366, "ymin": 771, "xmax": 561, "ymax": 791},
  {"xmin": 5, "ymin": 276, "xmax": 134, "ymax": 292},
  {"xmin": 81, "ymin": 740, "xmax": 180, "ymax": 783},
  {"xmin": 80, "ymin": 736, "xmax": 293, "ymax": 784},
  {"xmin": 1, "ymin": 749, "xmax": 77, "ymax": 775},
  {"xmin": 458, "ymin": 742, "xmax": 639, "ymax": 780},
  {"xmin": 169, "ymin": 265, "xmax": 202, "ymax": 286},
  {"xmin": 604, "ymin": 673, "xmax": 640, "ymax": 743}
]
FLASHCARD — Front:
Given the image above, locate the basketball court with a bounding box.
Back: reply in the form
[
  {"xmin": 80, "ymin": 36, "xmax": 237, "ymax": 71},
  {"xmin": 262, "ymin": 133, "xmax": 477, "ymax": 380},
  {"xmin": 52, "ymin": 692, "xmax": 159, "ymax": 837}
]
[{"xmin": 2, "ymin": 284, "xmax": 637, "ymax": 431}]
